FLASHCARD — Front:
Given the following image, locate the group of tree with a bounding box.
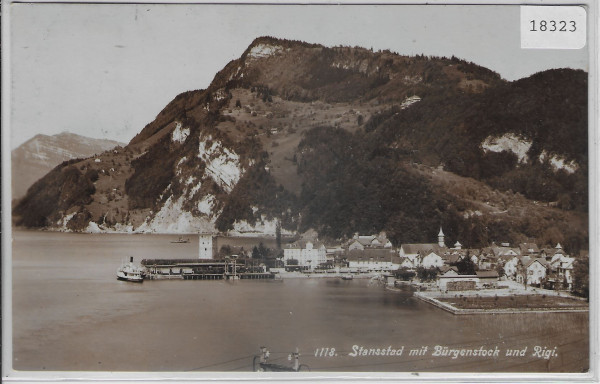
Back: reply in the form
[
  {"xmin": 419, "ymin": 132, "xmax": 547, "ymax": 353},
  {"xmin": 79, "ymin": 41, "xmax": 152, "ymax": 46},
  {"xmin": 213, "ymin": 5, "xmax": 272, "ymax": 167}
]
[
  {"xmin": 571, "ymin": 256, "xmax": 589, "ymax": 299},
  {"xmin": 14, "ymin": 164, "xmax": 96, "ymax": 228}
]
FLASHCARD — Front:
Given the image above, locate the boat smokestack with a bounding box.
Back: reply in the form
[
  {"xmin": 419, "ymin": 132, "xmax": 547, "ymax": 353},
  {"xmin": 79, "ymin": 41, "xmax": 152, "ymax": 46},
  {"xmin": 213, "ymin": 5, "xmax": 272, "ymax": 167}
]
[{"xmin": 130, "ymin": 256, "xmax": 134, "ymax": 263}]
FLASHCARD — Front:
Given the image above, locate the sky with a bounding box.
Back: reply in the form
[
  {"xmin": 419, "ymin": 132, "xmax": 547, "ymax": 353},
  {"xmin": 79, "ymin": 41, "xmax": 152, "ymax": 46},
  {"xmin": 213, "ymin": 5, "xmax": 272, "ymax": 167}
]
[{"xmin": 8, "ymin": 3, "xmax": 589, "ymax": 148}]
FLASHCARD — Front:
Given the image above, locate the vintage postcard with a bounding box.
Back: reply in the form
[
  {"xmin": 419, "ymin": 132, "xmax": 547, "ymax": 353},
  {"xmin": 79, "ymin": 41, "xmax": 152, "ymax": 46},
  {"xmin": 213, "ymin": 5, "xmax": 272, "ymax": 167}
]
[{"xmin": 2, "ymin": 1, "xmax": 597, "ymax": 382}]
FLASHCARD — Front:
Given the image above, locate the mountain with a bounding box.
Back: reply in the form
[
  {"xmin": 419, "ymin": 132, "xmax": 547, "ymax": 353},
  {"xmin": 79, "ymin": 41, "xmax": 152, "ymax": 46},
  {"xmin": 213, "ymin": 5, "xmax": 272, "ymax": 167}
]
[
  {"xmin": 12, "ymin": 37, "xmax": 588, "ymax": 254},
  {"xmin": 11, "ymin": 132, "xmax": 124, "ymax": 199}
]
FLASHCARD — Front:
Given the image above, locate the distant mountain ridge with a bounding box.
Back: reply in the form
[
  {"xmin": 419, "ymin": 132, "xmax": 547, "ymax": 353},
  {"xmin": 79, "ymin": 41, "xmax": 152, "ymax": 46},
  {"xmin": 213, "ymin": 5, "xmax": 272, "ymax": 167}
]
[
  {"xmin": 11, "ymin": 132, "xmax": 124, "ymax": 199},
  {"xmin": 12, "ymin": 37, "xmax": 588, "ymax": 254}
]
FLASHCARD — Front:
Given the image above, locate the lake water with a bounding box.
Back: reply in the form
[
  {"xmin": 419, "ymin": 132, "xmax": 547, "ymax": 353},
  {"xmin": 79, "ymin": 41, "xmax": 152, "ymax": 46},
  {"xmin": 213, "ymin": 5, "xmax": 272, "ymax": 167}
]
[{"xmin": 11, "ymin": 230, "xmax": 589, "ymax": 373}]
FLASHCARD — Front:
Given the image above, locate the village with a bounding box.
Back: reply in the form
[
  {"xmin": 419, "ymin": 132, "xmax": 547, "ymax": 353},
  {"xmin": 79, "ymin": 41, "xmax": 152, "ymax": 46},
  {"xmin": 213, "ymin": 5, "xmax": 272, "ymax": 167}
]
[
  {"xmin": 277, "ymin": 228, "xmax": 579, "ymax": 291},
  {"xmin": 129, "ymin": 227, "xmax": 588, "ymax": 313}
]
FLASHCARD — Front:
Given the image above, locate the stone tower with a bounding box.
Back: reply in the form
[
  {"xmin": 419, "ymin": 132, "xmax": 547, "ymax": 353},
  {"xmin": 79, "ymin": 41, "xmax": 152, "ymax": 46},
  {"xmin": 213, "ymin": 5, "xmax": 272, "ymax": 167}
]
[
  {"xmin": 199, "ymin": 233, "xmax": 214, "ymax": 259},
  {"xmin": 438, "ymin": 227, "xmax": 445, "ymax": 248}
]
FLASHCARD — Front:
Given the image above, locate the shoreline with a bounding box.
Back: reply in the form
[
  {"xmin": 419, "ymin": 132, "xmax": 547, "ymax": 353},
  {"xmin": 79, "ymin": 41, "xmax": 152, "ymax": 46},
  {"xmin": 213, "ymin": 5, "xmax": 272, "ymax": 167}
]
[{"xmin": 12, "ymin": 227, "xmax": 292, "ymax": 238}]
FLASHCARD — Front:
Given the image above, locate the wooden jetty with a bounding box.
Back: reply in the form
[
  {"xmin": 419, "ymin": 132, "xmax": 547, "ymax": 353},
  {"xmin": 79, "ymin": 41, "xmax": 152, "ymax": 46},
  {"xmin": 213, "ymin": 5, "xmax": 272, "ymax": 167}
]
[{"xmin": 141, "ymin": 258, "xmax": 275, "ymax": 280}]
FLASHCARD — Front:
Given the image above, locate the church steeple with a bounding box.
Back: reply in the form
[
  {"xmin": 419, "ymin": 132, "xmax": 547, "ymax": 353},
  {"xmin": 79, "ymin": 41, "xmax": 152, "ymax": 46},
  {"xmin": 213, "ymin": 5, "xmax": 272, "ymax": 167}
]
[{"xmin": 438, "ymin": 227, "xmax": 445, "ymax": 247}]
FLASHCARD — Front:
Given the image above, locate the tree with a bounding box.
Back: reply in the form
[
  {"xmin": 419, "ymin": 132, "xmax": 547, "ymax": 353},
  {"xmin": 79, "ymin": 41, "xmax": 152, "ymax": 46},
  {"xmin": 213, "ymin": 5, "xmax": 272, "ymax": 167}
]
[
  {"xmin": 495, "ymin": 264, "xmax": 505, "ymax": 278},
  {"xmin": 275, "ymin": 250, "xmax": 285, "ymax": 267},
  {"xmin": 252, "ymin": 242, "xmax": 269, "ymax": 259},
  {"xmin": 276, "ymin": 221, "xmax": 282, "ymax": 249},
  {"xmin": 416, "ymin": 266, "xmax": 438, "ymax": 282},
  {"xmin": 395, "ymin": 268, "xmax": 416, "ymax": 281},
  {"xmin": 571, "ymin": 257, "xmax": 589, "ymax": 299},
  {"xmin": 252, "ymin": 246, "xmax": 261, "ymax": 259},
  {"xmin": 286, "ymin": 258, "xmax": 299, "ymax": 266},
  {"xmin": 218, "ymin": 245, "xmax": 232, "ymax": 258},
  {"xmin": 453, "ymin": 255, "xmax": 477, "ymax": 275}
]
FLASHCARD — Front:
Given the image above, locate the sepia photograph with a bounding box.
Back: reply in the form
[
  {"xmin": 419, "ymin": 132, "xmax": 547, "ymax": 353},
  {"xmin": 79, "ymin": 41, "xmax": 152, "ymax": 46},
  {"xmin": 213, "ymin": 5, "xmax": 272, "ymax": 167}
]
[{"xmin": 2, "ymin": 1, "xmax": 597, "ymax": 381}]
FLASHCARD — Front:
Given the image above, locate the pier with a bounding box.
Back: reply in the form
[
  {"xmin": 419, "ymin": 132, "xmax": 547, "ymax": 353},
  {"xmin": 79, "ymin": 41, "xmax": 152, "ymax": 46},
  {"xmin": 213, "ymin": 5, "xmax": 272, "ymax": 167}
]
[{"xmin": 141, "ymin": 258, "xmax": 275, "ymax": 280}]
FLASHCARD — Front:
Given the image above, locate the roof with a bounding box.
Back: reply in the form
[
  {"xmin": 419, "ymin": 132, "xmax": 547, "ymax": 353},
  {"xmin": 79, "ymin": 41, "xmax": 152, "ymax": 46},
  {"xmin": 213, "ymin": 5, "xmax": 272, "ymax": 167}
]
[
  {"xmin": 498, "ymin": 253, "xmax": 517, "ymax": 262},
  {"xmin": 442, "ymin": 253, "xmax": 462, "ymax": 264},
  {"xmin": 560, "ymin": 258, "xmax": 575, "ymax": 269},
  {"xmin": 541, "ymin": 248, "xmax": 556, "ymax": 256},
  {"xmin": 346, "ymin": 249, "xmax": 399, "ymax": 262},
  {"xmin": 551, "ymin": 254, "xmax": 575, "ymax": 270},
  {"xmin": 478, "ymin": 250, "xmax": 497, "ymax": 261},
  {"xmin": 524, "ymin": 257, "xmax": 548, "ymax": 268},
  {"xmin": 285, "ymin": 240, "xmax": 326, "ymax": 249},
  {"xmin": 518, "ymin": 255, "xmax": 532, "ymax": 267},
  {"xmin": 357, "ymin": 236, "xmax": 376, "ymax": 246},
  {"xmin": 401, "ymin": 243, "xmax": 443, "ymax": 255},
  {"xmin": 476, "ymin": 270, "xmax": 499, "ymax": 278},
  {"xmin": 492, "ymin": 246, "xmax": 520, "ymax": 257},
  {"xmin": 519, "ymin": 243, "xmax": 540, "ymax": 254},
  {"xmin": 439, "ymin": 265, "xmax": 458, "ymax": 274},
  {"xmin": 420, "ymin": 250, "xmax": 442, "ymax": 258}
]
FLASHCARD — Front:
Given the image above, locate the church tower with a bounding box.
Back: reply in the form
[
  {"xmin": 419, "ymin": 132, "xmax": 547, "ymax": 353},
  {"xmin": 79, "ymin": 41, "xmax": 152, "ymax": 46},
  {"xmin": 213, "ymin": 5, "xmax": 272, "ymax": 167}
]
[{"xmin": 438, "ymin": 227, "xmax": 445, "ymax": 248}]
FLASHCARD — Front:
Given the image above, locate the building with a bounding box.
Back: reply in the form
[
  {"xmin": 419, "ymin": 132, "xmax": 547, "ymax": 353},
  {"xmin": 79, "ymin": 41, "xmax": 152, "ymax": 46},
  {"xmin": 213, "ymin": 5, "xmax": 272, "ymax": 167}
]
[
  {"xmin": 420, "ymin": 251, "xmax": 444, "ymax": 269},
  {"xmin": 547, "ymin": 245, "xmax": 575, "ymax": 290},
  {"xmin": 477, "ymin": 248, "xmax": 497, "ymax": 271},
  {"xmin": 437, "ymin": 267, "xmax": 499, "ymax": 291},
  {"xmin": 283, "ymin": 241, "xmax": 327, "ymax": 269},
  {"xmin": 491, "ymin": 244, "xmax": 520, "ymax": 259},
  {"xmin": 198, "ymin": 233, "xmax": 215, "ymax": 259},
  {"xmin": 503, "ymin": 255, "xmax": 521, "ymax": 280},
  {"xmin": 399, "ymin": 243, "xmax": 445, "ymax": 262},
  {"xmin": 519, "ymin": 242, "xmax": 541, "ymax": 256},
  {"xmin": 437, "ymin": 269, "xmax": 478, "ymax": 291},
  {"xmin": 347, "ymin": 232, "xmax": 390, "ymax": 250},
  {"xmin": 348, "ymin": 239, "xmax": 365, "ymax": 251},
  {"xmin": 398, "ymin": 257, "xmax": 418, "ymax": 270},
  {"xmin": 346, "ymin": 249, "xmax": 400, "ymax": 272},
  {"xmin": 399, "ymin": 227, "xmax": 447, "ymax": 262},
  {"xmin": 515, "ymin": 257, "xmax": 548, "ymax": 286},
  {"xmin": 475, "ymin": 270, "xmax": 499, "ymax": 288}
]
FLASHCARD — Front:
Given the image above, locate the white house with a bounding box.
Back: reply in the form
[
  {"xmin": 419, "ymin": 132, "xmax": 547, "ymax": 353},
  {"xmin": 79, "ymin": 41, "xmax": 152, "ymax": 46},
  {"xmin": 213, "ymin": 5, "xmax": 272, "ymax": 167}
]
[
  {"xmin": 525, "ymin": 258, "xmax": 548, "ymax": 286},
  {"xmin": 398, "ymin": 257, "xmax": 417, "ymax": 270},
  {"xmin": 283, "ymin": 241, "xmax": 327, "ymax": 269},
  {"xmin": 549, "ymin": 252, "xmax": 575, "ymax": 290},
  {"xmin": 503, "ymin": 256, "xmax": 520, "ymax": 280},
  {"xmin": 420, "ymin": 251, "xmax": 444, "ymax": 269},
  {"xmin": 515, "ymin": 257, "xmax": 548, "ymax": 286}
]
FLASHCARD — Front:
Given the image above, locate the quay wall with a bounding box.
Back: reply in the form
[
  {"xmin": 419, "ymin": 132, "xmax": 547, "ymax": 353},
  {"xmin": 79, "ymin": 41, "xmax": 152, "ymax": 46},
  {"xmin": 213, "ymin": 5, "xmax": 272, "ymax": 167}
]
[{"xmin": 413, "ymin": 292, "xmax": 589, "ymax": 315}]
